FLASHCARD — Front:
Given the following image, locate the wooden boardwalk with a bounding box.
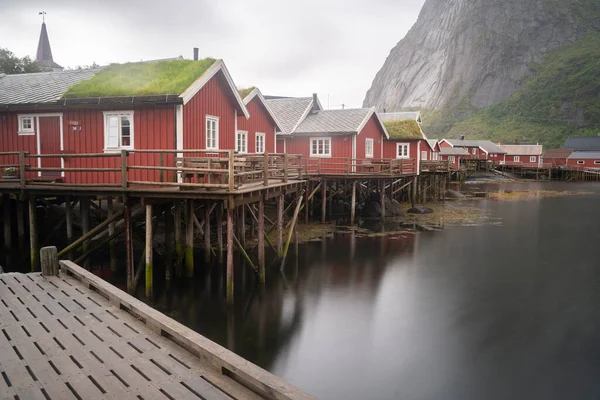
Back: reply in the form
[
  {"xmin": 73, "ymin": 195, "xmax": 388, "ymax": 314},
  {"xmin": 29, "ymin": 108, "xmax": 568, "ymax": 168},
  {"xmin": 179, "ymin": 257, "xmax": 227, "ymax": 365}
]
[{"xmin": 0, "ymin": 261, "xmax": 314, "ymax": 400}]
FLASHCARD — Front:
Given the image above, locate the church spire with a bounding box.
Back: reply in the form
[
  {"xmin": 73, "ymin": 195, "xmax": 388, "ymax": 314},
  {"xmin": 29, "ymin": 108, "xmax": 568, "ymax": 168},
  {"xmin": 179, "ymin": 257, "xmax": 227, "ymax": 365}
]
[{"xmin": 35, "ymin": 12, "xmax": 63, "ymax": 71}]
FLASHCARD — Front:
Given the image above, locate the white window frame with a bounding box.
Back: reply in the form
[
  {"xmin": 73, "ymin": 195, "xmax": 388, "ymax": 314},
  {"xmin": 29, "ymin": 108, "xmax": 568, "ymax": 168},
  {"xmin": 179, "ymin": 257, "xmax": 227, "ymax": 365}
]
[
  {"xmin": 396, "ymin": 143, "xmax": 409, "ymax": 159},
  {"xmin": 365, "ymin": 138, "xmax": 374, "ymax": 158},
  {"xmin": 448, "ymin": 156, "xmax": 455, "ymax": 162},
  {"xmin": 103, "ymin": 111, "xmax": 134, "ymax": 152},
  {"xmin": 421, "ymin": 151, "xmax": 427, "ymax": 161},
  {"xmin": 577, "ymin": 160, "xmax": 585, "ymax": 165},
  {"xmin": 310, "ymin": 137, "xmax": 331, "ymax": 158},
  {"xmin": 530, "ymin": 156, "xmax": 536, "ymax": 163},
  {"xmin": 18, "ymin": 115, "xmax": 35, "ymax": 135},
  {"xmin": 236, "ymin": 130, "xmax": 248, "ymax": 154},
  {"xmin": 594, "ymin": 161, "xmax": 600, "ymax": 165},
  {"xmin": 514, "ymin": 156, "xmax": 520, "ymax": 162},
  {"xmin": 255, "ymin": 132, "xmax": 265, "ymax": 154},
  {"xmin": 472, "ymin": 148, "xmax": 477, "ymax": 154},
  {"xmin": 206, "ymin": 115, "xmax": 219, "ymax": 150}
]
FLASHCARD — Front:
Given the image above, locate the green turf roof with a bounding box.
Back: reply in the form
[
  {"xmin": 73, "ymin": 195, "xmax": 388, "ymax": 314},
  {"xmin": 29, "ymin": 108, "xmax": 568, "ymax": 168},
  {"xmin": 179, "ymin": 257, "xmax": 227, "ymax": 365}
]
[
  {"xmin": 383, "ymin": 119, "xmax": 424, "ymax": 140},
  {"xmin": 238, "ymin": 87, "xmax": 256, "ymax": 99},
  {"xmin": 63, "ymin": 58, "xmax": 217, "ymax": 98}
]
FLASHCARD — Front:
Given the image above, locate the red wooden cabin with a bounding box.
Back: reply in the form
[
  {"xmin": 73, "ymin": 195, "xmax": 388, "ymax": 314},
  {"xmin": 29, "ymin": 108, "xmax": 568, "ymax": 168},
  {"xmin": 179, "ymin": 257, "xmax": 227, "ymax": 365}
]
[
  {"xmin": 566, "ymin": 152, "xmax": 600, "ymax": 169},
  {"xmin": 379, "ymin": 112, "xmax": 427, "ymax": 174},
  {"xmin": 426, "ymin": 139, "xmax": 441, "ymax": 161},
  {"xmin": 0, "ymin": 58, "xmax": 249, "ymax": 185},
  {"xmin": 439, "ymin": 139, "xmax": 506, "ymax": 162},
  {"xmin": 497, "ymin": 144, "xmax": 543, "ymax": 167},
  {"xmin": 541, "ymin": 149, "xmax": 573, "ymax": 168},
  {"xmin": 236, "ymin": 88, "xmax": 283, "ymax": 154},
  {"xmin": 439, "ymin": 147, "xmax": 469, "ymax": 169}
]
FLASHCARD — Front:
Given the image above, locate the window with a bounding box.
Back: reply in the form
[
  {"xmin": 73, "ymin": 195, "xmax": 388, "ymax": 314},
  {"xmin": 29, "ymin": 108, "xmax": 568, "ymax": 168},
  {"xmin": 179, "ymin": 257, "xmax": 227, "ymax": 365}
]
[
  {"xmin": 104, "ymin": 111, "xmax": 134, "ymax": 151},
  {"xmin": 514, "ymin": 156, "xmax": 520, "ymax": 162},
  {"xmin": 448, "ymin": 156, "xmax": 455, "ymax": 162},
  {"xmin": 594, "ymin": 161, "xmax": 600, "ymax": 165},
  {"xmin": 577, "ymin": 160, "xmax": 585, "ymax": 165},
  {"xmin": 206, "ymin": 116, "xmax": 219, "ymax": 150},
  {"xmin": 236, "ymin": 131, "xmax": 248, "ymax": 153},
  {"xmin": 18, "ymin": 115, "xmax": 34, "ymax": 135},
  {"xmin": 310, "ymin": 137, "xmax": 331, "ymax": 157},
  {"xmin": 396, "ymin": 143, "xmax": 409, "ymax": 158},
  {"xmin": 255, "ymin": 132, "xmax": 265, "ymax": 153},
  {"xmin": 421, "ymin": 151, "xmax": 427, "ymax": 161},
  {"xmin": 530, "ymin": 156, "xmax": 536, "ymax": 163},
  {"xmin": 472, "ymin": 148, "xmax": 477, "ymax": 154},
  {"xmin": 365, "ymin": 138, "xmax": 374, "ymax": 158}
]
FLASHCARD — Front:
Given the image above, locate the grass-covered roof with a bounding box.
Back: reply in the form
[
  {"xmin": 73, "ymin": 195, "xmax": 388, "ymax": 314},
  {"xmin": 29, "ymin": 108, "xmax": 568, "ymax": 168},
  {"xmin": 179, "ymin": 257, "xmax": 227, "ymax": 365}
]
[
  {"xmin": 238, "ymin": 87, "xmax": 256, "ymax": 99},
  {"xmin": 63, "ymin": 58, "xmax": 217, "ymax": 98},
  {"xmin": 383, "ymin": 119, "xmax": 424, "ymax": 140}
]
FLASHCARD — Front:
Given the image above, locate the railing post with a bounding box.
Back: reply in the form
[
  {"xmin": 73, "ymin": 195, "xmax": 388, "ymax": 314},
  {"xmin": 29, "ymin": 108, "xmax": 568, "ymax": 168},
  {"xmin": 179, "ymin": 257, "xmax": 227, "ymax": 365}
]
[
  {"xmin": 228, "ymin": 150, "xmax": 235, "ymax": 191},
  {"xmin": 389, "ymin": 159, "xmax": 393, "ymax": 176},
  {"xmin": 400, "ymin": 159, "xmax": 404, "ymax": 175},
  {"xmin": 121, "ymin": 150, "xmax": 128, "ymax": 189},
  {"xmin": 263, "ymin": 152, "xmax": 269, "ymax": 186},
  {"xmin": 19, "ymin": 151, "xmax": 26, "ymax": 188},
  {"xmin": 283, "ymin": 153, "xmax": 289, "ymax": 183},
  {"xmin": 298, "ymin": 156, "xmax": 303, "ymax": 179},
  {"xmin": 159, "ymin": 152, "xmax": 164, "ymax": 182}
]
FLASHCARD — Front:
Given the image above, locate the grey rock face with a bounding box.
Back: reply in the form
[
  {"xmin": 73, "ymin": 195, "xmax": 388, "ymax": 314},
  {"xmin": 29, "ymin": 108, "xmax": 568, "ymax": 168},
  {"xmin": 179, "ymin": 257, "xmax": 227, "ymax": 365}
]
[{"xmin": 364, "ymin": 0, "xmax": 592, "ymax": 111}]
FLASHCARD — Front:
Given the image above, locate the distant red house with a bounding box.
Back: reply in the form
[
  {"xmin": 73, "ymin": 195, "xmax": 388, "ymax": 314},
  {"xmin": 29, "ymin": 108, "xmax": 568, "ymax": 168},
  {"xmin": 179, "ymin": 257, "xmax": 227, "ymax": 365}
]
[
  {"xmin": 426, "ymin": 139, "xmax": 441, "ymax": 161},
  {"xmin": 497, "ymin": 144, "xmax": 543, "ymax": 167},
  {"xmin": 439, "ymin": 147, "xmax": 469, "ymax": 169},
  {"xmin": 566, "ymin": 151, "xmax": 600, "ymax": 169},
  {"xmin": 541, "ymin": 149, "xmax": 573, "ymax": 168},
  {"xmin": 0, "ymin": 58, "xmax": 248, "ymax": 184},
  {"xmin": 236, "ymin": 88, "xmax": 283, "ymax": 154},
  {"xmin": 439, "ymin": 139, "xmax": 506, "ymax": 162},
  {"xmin": 379, "ymin": 112, "xmax": 427, "ymax": 174}
]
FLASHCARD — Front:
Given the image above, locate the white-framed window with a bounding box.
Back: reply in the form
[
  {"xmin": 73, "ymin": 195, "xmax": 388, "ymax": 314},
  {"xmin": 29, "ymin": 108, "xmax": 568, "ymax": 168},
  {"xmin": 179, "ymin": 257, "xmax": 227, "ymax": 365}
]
[
  {"xmin": 365, "ymin": 138, "xmax": 374, "ymax": 158},
  {"xmin": 472, "ymin": 148, "xmax": 477, "ymax": 154},
  {"xmin": 448, "ymin": 156, "xmax": 455, "ymax": 162},
  {"xmin": 577, "ymin": 160, "xmax": 585, "ymax": 165},
  {"xmin": 310, "ymin": 137, "xmax": 331, "ymax": 157},
  {"xmin": 530, "ymin": 156, "xmax": 536, "ymax": 163},
  {"xmin": 396, "ymin": 143, "xmax": 409, "ymax": 159},
  {"xmin": 594, "ymin": 161, "xmax": 600, "ymax": 165},
  {"xmin": 18, "ymin": 115, "xmax": 34, "ymax": 135},
  {"xmin": 255, "ymin": 132, "xmax": 265, "ymax": 153},
  {"xmin": 236, "ymin": 131, "xmax": 248, "ymax": 153},
  {"xmin": 206, "ymin": 115, "xmax": 219, "ymax": 150},
  {"xmin": 514, "ymin": 156, "xmax": 520, "ymax": 162},
  {"xmin": 103, "ymin": 111, "xmax": 134, "ymax": 151},
  {"xmin": 421, "ymin": 151, "xmax": 427, "ymax": 161}
]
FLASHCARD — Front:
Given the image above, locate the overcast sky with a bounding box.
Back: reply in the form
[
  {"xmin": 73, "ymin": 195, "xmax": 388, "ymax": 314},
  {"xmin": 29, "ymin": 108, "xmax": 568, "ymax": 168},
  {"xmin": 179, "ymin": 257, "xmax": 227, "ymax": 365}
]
[{"xmin": 1, "ymin": 0, "xmax": 425, "ymax": 108}]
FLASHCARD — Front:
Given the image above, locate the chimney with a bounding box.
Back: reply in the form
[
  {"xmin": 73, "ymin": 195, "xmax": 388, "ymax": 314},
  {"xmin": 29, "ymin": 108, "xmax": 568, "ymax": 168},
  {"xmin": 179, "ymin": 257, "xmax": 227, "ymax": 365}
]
[
  {"xmin": 193, "ymin": 47, "xmax": 199, "ymax": 61},
  {"xmin": 460, "ymin": 135, "xmax": 465, "ymax": 140},
  {"xmin": 312, "ymin": 93, "xmax": 318, "ymax": 104}
]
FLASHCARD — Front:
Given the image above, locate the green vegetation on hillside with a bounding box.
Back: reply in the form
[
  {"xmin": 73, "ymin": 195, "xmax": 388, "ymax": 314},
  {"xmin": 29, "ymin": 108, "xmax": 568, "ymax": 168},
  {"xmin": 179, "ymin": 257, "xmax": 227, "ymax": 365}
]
[
  {"xmin": 383, "ymin": 120, "xmax": 424, "ymax": 139},
  {"xmin": 423, "ymin": 32, "xmax": 600, "ymax": 148},
  {"xmin": 63, "ymin": 59, "xmax": 216, "ymax": 98}
]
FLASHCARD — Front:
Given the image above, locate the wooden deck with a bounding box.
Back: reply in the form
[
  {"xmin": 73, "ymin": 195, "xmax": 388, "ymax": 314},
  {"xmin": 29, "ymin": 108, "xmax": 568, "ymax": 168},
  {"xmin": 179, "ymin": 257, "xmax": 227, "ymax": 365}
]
[{"xmin": 0, "ymin": 261, "xmax": 314, "ymax": 400}]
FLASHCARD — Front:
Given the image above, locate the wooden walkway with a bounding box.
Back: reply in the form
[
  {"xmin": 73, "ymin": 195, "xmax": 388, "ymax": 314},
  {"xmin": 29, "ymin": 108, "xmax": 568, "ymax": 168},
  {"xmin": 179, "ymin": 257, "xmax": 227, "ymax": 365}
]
[{"xmin": 0, "ymin": 262, "xmax": 314, "ymax": 400}]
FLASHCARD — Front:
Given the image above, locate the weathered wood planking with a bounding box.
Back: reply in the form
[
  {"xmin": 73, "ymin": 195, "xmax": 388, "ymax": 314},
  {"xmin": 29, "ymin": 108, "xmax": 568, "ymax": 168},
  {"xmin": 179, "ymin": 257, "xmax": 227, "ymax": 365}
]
[{"xmin": 0, "ymin": 268, "xmax": 315, "ymax": 400}]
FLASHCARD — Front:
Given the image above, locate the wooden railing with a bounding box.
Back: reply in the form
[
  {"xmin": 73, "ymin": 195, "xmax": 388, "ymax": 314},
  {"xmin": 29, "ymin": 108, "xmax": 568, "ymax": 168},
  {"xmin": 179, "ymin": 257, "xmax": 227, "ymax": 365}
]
[
  {"xmin": 302, "ymin": 157, "xmax": 417, "ymax": 176},
  {"xmin": 0, "ymin": 150, "xmax": 304, "ymax": 192},
  {"xmin": 420, "ymin": 160, "xmax": 450, "ymax": 172}
]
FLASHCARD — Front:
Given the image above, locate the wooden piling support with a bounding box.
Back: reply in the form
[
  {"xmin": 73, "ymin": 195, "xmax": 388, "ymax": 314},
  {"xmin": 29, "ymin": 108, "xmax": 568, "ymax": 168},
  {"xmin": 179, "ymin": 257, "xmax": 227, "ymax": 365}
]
[
  {"xmin": 412, "ymin": 177, "xmax": 417, "ymax": 207},
  {"xmin": 321, "ymin": 180, "xmax": 327, "ymax": 223},
  {"xmin": 16, "ymin": 197, "xmax": 25, "ymax": 250},
  {"xmin": 258, "ymin": 195, "xmax": 265, "ymax": 284},
  {"xmin": 174, "ymin": 201, "xmax": 182, "ymax": 276},
  {"xmin": 217, "ymin": 203, "xmax": 224, "ymax": 263},
  {"xmin": 380, "ymin": 180, "xmax": 385, "ymax": 222},
  {"xmin": 3, "ymin": 193, "xmax": 11, "ymax": 249},
  {"xmin": 28, "ymin": 196, "xmax": 38, "ymax": 272},
  {"xmin": 304, "ymin": 182, "xmax": 310, "ymax": 224},
  {"xmin": 165, "ymin": 204, "xmax": 174, "ymax": 281},
  {"xmin": 65, "ymin": 196, "xmax": 74, "ymax": 259},
  {"xmin": 277, "ymin": 194, "xmax": 284, "ymax": 258},
  {"xmin": 204, "ymin": 201, "xmax": 211, "ymax": 264},
  {"xmin": 185, "ymin": 199, "xmax": 194, "ymax": 278},
  {"xmin": 226, "ymin": 205, "xmax": 234, "ymax": 305},
  {"xmin": 240, "ymin": 205, "xmax": 246, "ymax": 246},
  {"xmin": 80, "ymin": 197, "xmax": 91, "ymax": 270},
  {"xmin": 280, "ymin": 195, "xmax": 303, "ymax": 270},
  {"xmin": 124, "ymin": 201, "xmax": 134, "ymax": 292},
  {"xmin": 107, "ymin": 196, "xmax": 117, "ymax": 271},
  {"xmin": 350, "ymin": 181, "xmax": 356, "ymax": 225},
  {"xmin": 145, "ymin": 204, "xmax": 153, "ymax": 298}
]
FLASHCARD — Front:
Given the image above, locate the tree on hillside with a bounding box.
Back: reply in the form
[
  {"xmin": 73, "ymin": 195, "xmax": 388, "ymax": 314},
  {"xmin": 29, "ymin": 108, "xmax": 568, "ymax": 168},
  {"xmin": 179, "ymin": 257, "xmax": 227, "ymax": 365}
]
[{"xmin": 0, "ymin": 48, "xmax": 41, "ymax": 74}]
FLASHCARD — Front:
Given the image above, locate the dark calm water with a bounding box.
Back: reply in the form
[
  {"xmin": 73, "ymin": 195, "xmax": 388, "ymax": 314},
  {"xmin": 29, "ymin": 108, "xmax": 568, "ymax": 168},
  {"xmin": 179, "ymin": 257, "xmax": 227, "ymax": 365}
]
[
  {"xmin": 146, "ymin": 182, "xmax": 600, "ymax": 399},
  {"xmin": 4, "ymin": 182, "xmax": 599, "ymax": 399}
]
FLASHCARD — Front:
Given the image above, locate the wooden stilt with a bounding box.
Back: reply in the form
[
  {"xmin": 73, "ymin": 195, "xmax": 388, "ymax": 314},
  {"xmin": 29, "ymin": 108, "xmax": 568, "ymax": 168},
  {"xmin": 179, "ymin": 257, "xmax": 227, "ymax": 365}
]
[
  {"xmin": 3, "ymin": 194, "xmax": 11, "ymax": 249},
  {"xmin": 277, "ymin": 194, "xmax": 284, "ymax": 258},
  {"xmin": 380, "ymin": 180, "xmax": 385, "ymax": 222},
  {"xmin": 165, "ymin": 205, "xmax": 173, "ymax": 281},
  {"xmin": 185, "ymin": 199, "xmax": 194, "ymax": 278},
  {"xmin": 304, "ymin": 182, "xmax": 310, "ymax": 224},
  {"xmin": 321, "ymin": 180, "xmax": 327, "ymax": 223},
  {"xmin": 65, "ymin": 196, "xmax": 74, "ymax": 259},
  {"xmin": 80, "ymin": 197, "xmax": 91, "ymax": 270},
  {"xmin": 107, "ymin": 196, "xmax": 117, "ymax": 271},
  {"xmin": 28, "ymin": 196, "xmax": 38, "ymax": 272},
  {"xmin": 226, "ymin": 205, "xmax": 234, "ymax": 305},
  {"xmin": 145, "ymin": 204, "xmax": 153, "ymax": 298},
  {"xmin": 240, "ymin": 205, "xmax": 246, "ymax": 247},
  {"xmin": 280, "ymin": 195, "xmax": 303, "ymax": 270},
  {"xmin": 350, "ymin": 181, "xmax": 356, "ymax": 225},
  {"xmin": 258, "ymin": 196, "xmax": 265, "ymax": 284},
  {"xmin": 217, "ymin": 203, "xmax": 224, "ymax": 263},
  {"xmin": 412, "ymin": 177, "xmax": 417, "ymax": 207},
  {"xmin": 204, "ymin": 201, "xmax": 211, "ymax": 264},
  {"xmin": 16, "ymin": 197, "xmax": 25, "ymax": 250},
  {"xmin": 328, "ymin": 181, "xmax": 333, "ymax": 218},
  {"xmin": 174, "ymin": 201, "xmax": 182, "ymax": 276},
  {"xmin": 124, "ymin": 200, "xmax": 134, "ymax": 292}
]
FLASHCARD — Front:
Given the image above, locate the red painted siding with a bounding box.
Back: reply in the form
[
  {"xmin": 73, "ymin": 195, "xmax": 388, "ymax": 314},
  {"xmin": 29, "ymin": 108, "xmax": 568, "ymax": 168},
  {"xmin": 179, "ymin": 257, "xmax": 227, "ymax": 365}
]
[
  {"xmin": 286, "ymin": 135, "xmax": 353, "ymax": 174},
  {"xmin": 566, "ymin": 158, "xmax": 600, "ymax": 168},
  {"xmin": 383, "ymin": 139, "xmax": 420, "ymax": 161},
  {"xmin": 183, "ymin": 71, "xmax": 237, "ymax": 151},
  {"xmin": 502, "ymin": 154, "xmax": 539, "ymax": 167},
  {"xmin": 543, "ymin": 157, "xmax": 568, "ymax": 168},
  {"xmin": 237, "ymin": 97, "xmax": 276, "ymax": 153},
  {"xmin": 355, "ymin": 115, "xmax": 384, "ymax": 159},
  {"xmin": 38, "ymin": 116, "xmax": 61, "ymax": 176},
  {"xmin": 440, "ymin": 154, "xmax": 461, "ymax": 169},
  {"xmin": 0, "ymin": 113, "xmax": 37, "ymax": 180}
]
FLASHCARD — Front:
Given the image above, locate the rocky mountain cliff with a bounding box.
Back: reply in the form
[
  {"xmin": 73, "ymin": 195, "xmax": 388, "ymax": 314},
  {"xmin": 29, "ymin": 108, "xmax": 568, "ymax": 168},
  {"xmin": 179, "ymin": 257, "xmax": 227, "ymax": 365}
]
[{"xmin": 364, "ymin": 0, "xmax": 600, "ymax": 112}]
